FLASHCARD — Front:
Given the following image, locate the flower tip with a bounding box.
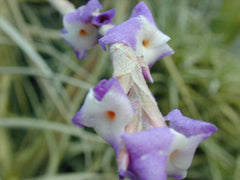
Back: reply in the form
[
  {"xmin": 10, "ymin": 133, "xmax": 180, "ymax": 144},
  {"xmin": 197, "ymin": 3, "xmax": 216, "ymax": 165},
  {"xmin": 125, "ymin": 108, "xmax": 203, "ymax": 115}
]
[
  {"xmin": 98, "ymin": 39, "xmax": 107, "ymax": 51},
  {"xmin": 165, "ymin": 109, "xmax": 218, "ymax": 138},
  {"xmin": 133, "ymin": 1, "xmax": 149, "ymax": 12},
  {"xmin": 93, "ymin": 78, "xmax": 119, "ymax": 101},
  {"xmin": 88, "ymin": 0, "xmax": 102, "ymax": 10},
  {"xmin": 141, "ymin": 67, "xmax": 154, "ymax": 83},
  {"xmin": 158, "ymin": 47, "xmax": 175, "ymax": 60},
  {"xmin": 72, "ymin": 111, "xmax": 85, "ymax": 128},
  {"xmin": 131, "ymin": 1, "xmax": 155, "ymax": 24},
  {"xmin": 207, "ymin": 123, "xmax": 218, "ymax": 136},
  {"xmin": 118, "ymin": 170, "xmax": 125, "ymax": 179},
  {"xmin": 167, "ymin": 48, "xmax": 175, "ymax": 57},
  {"xmin": 212, "ymin": 125, "xmax": 218, "ymax": 133},
  {"xmin": 74, "ymin": 49, "xmax": 88, "ymax": 60},
  {"xmin": 164, "ymin": 109, "xmax": 182, "ymax": 120},
  {"xmin": 61, "ymin": 28, "xmax": 67, "ymax": 34}
]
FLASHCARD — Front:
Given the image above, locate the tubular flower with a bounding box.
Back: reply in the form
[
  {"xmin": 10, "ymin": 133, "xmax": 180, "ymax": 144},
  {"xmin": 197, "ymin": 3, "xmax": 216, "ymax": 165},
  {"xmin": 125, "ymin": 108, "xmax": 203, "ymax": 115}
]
[
  {"xmin": 72, "ymin": 78, "xmax": 134, "ymax": 153},
  {"xmin": 61, "ymin": 0, "xmax": 115, "ymax": 59},
  {"xmin": 165, "ymin": 109, "xmax": 217, "ymax": 179},
  {"xmin": 121, "ymin": 127, "xmax": 173, "ymax": 180},
  {"xmin": 119, "ymin": 109, "xmax": 217, "ymax": 180},
  {"xmin": 99, "ymin": 1, "xmax": 174, "ymax": 68}
]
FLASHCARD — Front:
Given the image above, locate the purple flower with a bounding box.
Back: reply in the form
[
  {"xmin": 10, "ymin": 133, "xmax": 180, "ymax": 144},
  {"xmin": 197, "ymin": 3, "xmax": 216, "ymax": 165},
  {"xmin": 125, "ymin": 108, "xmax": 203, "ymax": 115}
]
[
  {"xmin": 165, "ymin": 109, "xmax": 217, "ymax": 179},
  {"xmin": 118, "ymin": 109, "xmax": 217, "ymax": 180},
  {"xmin": 121, "ymin": 127, "xmax": 173, "ymax": 180},
  {"xmin": 99, "ymin": 1, "xmax": 174, "ymax": 67},
  {"xmin": 61, "ymin": 0, "xmax": 115, "ymax": 59},
  {"xmin": 61, "ymin": 0, "xmax": 101, "ymax": 59},
  {"xmin": 72, "ymin": 78, "xmax": 134, "ymax": 153}
]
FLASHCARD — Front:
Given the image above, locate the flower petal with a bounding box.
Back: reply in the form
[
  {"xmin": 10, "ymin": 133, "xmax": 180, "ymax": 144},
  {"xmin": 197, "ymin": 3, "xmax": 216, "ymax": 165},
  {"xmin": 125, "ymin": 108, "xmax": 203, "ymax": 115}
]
[
  {"xmin": 63, "ymin": 0, "xmax": 102, "ymax": 29},
  {"xmin": 121, "ymin": 127, "xmax": 173, "ymax": 180},
  {"xmin": 135, "ymin": 16, "xmax": 174, "ymax": 66},
  {"xmin": 129, "ymin": 152, "xmax": 168, "ymax": 180},
  {"xmin": 99, "ymin": 17, "xmax": 141, "ymax": 50},
  {"xmin": 165, "ymin": 109, "xmax": 217, "ymax": 138},
  {"xmin": 122, "ymin": 127, "xmax": 173, "ymax": 159},
  {"xmin": 141, "ymin": 66, "xmax": 153, "ymax": 83},
  {"xmin": 92, "ymin": 9, "xmax": 115, "ymax": 26},
  {"xmin": 63, "ymin": 9, "xmax": 82, "ymax": 30},
  {"xmin": 167, "ymin": 129, "xmax": 209, "ymax": 179},
  {"xmin": 79, "ymin": 0, "xmax": 102, "ymax": 23},
  {"xmin": 130, "ymin": 1, "xmax": 155, "ymax": 24},
  {"xmin": 93, "ymin": 78, "xmax": 116, "ymax": 101}
]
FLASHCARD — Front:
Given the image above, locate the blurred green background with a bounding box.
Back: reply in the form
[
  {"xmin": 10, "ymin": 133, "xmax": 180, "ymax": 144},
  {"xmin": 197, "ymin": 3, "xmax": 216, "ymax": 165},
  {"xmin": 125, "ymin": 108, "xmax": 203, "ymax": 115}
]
[{"xmin": 0, "ymin": 0, "xmax": 240, "ymax": 179}]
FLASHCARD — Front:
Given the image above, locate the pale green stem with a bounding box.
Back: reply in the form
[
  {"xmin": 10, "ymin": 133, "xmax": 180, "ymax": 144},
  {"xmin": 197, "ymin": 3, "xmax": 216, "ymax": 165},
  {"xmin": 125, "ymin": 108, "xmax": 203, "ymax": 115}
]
[{"xmin": 46, "ymin": 0, "xmax": 75, "ymax": 15}]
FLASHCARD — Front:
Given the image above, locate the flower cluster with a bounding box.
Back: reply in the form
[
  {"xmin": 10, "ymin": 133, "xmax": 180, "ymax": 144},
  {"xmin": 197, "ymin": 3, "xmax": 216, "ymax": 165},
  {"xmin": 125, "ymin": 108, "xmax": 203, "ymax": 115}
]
[{"xmin": 62, "ymin": 1, "xmax": 217, "ymax": 180}]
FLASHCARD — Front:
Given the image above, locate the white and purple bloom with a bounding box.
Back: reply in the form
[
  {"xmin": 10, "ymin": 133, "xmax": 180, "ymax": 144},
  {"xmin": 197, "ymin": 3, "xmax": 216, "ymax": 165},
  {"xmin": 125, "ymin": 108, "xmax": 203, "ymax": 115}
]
[
  {"xmin": 121, "ymin": 127, "xmax": 173, "ymax": 180},
  {"xmin": 61, "ymin": 0, "xmax": 115, "ymax": 59},
  {"xmin": 99, "ymin": 1, "xmax": 174, "ymax": 67},
  {"xmin": 165, "ymin": 109, "xmax": 217, "ymax": 179},
  {"xmin": 118, "ymin": 109, "xmax": 217, "ymax": 180},
  {"xmin": 72, "ymin": 78, "xmax": 134, "ymax": 153}
]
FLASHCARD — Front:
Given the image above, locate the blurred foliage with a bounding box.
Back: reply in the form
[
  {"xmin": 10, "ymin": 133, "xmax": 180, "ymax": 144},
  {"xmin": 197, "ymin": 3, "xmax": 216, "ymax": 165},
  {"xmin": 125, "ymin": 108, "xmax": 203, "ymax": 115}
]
[{"xmin": 0, "ymin": 0, "xmax": 240, "ymax": 180}]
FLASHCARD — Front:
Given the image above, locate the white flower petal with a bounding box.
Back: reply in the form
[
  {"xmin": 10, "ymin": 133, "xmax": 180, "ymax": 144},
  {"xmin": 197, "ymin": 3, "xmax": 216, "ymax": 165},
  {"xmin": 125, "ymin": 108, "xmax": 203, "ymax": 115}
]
[
  {"xmin": 76, "ymin": 80, "xmax": 134, "ymax": 149},
  {"xmin": 135, "ymin": 16, "xmax": 173, "ymax": 66},
  {"xmin": 167, "ymin": 129, "xmax": 206, "ymax": 179},
  {"xmin": 62, "ymin": 23, "xmax": 98, "ymax": 50}
]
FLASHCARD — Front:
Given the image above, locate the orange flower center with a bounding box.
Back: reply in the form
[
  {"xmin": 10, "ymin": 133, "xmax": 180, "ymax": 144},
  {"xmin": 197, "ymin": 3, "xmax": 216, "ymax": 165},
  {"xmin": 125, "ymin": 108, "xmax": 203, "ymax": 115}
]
[
  {"xmin": 142, "ymin": 39, "xmax": 150, "ymax": 48},
  {"xmin": 170, "ymin": 149, "xmax": 179, "ymax": 161},
  {"xmin": 106, "ymin": 111, "xmax": 116, "ymax": 121},
  {"xmin": 79, "ymin": 29, "xmax": 88, "ymax": 36}
]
